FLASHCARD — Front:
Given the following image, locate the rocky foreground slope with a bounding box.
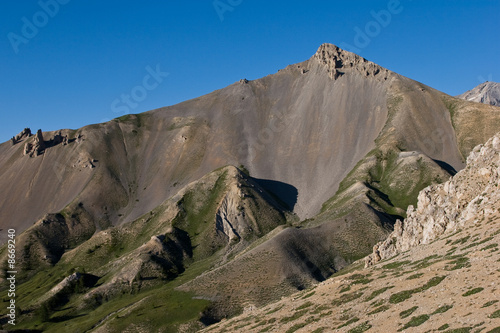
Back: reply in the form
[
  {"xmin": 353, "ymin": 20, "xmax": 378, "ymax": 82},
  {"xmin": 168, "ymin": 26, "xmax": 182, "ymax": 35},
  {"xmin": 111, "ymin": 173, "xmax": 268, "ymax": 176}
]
[{"xmin": 206, "ymin": 133, "xmax": 500, "ymax": 332}]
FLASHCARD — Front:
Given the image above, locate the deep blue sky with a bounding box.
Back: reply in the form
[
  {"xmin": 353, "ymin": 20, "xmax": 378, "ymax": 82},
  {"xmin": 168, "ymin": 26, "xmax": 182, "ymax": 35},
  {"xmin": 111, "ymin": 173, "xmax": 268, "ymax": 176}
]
[{"xmin": 1, "ymin": 1, "xmax": 499, "ymax": 143}]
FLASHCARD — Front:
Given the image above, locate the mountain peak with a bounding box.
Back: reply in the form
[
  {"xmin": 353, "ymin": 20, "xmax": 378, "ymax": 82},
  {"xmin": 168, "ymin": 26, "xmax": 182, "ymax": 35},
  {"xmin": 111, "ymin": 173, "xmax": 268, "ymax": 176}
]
[
  {"xmin": 457, "ymin": 81, "xmax": 500, "ymax": 106},
  {"xmin": 312, "ymin": 43, "xmax": 390, "ymax": 80}
]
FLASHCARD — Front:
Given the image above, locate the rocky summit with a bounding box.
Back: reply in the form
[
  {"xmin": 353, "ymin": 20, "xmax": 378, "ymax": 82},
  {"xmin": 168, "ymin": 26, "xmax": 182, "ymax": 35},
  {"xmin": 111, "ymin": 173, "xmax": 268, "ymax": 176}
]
[{"xmin": 1, "ymin": 44, "xmax": 500, "ymax": 332}]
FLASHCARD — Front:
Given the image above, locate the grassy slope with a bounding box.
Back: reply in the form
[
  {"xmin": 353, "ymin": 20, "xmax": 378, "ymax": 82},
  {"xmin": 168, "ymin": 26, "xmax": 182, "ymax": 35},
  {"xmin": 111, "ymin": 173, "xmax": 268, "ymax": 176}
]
[
  {"xmin": 0, "ymin": 166, "xmax": 291, "ymax": 332},
  {"xmin": 204, "ymin": 213, "xmax": 500, "ymax": 333}
]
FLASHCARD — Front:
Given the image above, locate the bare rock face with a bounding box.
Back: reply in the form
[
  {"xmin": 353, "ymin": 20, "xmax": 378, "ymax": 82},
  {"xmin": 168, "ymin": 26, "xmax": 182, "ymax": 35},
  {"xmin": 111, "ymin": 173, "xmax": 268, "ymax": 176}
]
[
  {"xmin": 22, "ymin": 129, "xmax": 73, "ymax": 157},
  {"xmin": 11, "ymin": 127, "xmax": 32, "ymax": 145},
  {"xmin": 313, "ymin": 43, "xmax": 389, "ymax": 80},
  {"xmin": 24, "ymin": 129, "xmax": 46, "ymax": 157},
  {"xmin": 34, "ymin": 129, "xmax": 46, "ymax": 154},
  {"xmin": 457, "ymin": 81, "xmax": 500, "ymax": 106},
  {"xmin": 42, "ymin": 272, "xmax": 82, "ymax": 302},
  {"xmin": 366, "ymin": 131, "xmax": 500, "ymax": 266}
]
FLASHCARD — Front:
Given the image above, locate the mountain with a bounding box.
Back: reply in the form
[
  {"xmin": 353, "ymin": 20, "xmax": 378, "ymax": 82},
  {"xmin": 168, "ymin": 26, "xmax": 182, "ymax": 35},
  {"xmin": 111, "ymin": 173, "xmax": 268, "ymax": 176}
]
[
  {"xmin": 457, "ymin": 81, "xmax": 500, "ymax": 106},
  {"xmin": 1, "ymin": 43, "xmax": 500, "ymax": 331},
  {"xmin": 203, "ymin": 131, "xmax": 500, "ymax": 332}
]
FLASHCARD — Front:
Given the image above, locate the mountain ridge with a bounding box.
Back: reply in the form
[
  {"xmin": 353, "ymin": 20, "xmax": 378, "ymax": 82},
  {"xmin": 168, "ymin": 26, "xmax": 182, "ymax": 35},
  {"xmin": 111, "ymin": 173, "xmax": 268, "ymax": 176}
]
[{"xmin": 1, "ymin": 43, "xmax": 500, "ymax": 331}]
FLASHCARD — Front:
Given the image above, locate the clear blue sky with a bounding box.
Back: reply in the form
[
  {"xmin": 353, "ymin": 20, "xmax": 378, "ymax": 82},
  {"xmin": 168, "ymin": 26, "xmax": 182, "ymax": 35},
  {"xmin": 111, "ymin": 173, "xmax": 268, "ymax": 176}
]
[{"xmin": 1, "ymin": 0, "xmax": 499, "ymax": 143}]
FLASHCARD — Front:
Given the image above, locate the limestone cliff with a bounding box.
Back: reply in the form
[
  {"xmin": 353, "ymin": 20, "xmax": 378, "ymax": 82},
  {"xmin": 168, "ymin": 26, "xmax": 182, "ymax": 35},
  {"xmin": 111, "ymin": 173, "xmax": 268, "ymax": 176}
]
[{"xmin": 366, "ymin": 131, "xmax": 500, "ymax": 266}]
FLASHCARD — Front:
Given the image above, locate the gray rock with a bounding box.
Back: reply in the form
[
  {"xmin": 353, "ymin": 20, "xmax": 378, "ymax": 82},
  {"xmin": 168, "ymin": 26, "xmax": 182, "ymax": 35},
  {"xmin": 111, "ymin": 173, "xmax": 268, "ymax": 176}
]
[
  {"xmin": 24, "ymin": 129, "xmax": 46, "ymax": 157},
  {"xmin": 366, "ymin": 131, "xmax": 500, "ymax": 266},
  {"xmin": 11, "ymin": 128, "xmax": 32, "ymax": 145},
  {"xmin": 457, "ymin": 81, "xmax": 500, "ymax": 106}
]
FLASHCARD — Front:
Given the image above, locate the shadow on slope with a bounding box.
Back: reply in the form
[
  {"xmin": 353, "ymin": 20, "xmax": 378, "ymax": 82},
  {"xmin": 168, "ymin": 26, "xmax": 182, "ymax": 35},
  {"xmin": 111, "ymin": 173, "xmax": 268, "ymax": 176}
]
[
  {"xmin": 432, "ymin": 159, "xmax": 458, "ymax": 176},
  {"xmin": 251, "ymin": 178, "xmax": 298, "ymax": 211}
]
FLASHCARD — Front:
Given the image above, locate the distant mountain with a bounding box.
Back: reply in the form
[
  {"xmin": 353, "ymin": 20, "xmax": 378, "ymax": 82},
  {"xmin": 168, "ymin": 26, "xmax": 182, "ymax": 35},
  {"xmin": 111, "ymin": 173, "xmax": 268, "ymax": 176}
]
[
  {"xmin": 457, "ymin": 81, "xmax": 500, "ymax": 106},
  {"xmin": 1, "ymin": 44, "xmax": 500, "ymax": 331}
]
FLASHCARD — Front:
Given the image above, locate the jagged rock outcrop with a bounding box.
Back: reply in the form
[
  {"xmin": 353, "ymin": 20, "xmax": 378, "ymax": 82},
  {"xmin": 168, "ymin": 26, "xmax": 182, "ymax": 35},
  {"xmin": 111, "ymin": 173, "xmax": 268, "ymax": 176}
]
[
  {"xmin": 11, "ymin": 127, "xmax": 32, "ymax": 145},
  {"xmin": 22, "ymin": 129, "xmax": 75, "ymax": 157},
  {"xmin": 313, "ymin": 43, "xmax": 389, "ymax": 80},
  {"xmin": 366, "ymin": 131, "xmax": 500, "ymax": 266},
  {"xmin": 24, "ymin": 129, "xmax": 46, "ymax": 157}
]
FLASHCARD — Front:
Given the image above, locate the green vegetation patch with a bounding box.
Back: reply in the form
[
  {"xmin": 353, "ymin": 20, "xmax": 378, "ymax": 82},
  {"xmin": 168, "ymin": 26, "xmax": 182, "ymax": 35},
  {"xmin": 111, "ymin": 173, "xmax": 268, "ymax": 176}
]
[
  {"xmin": 258, "ymin": 325, "xmax": 272, "ymax": 332},
  {"xmin": 285, "ymin": 317, "xmax": 316, "ymax": 333},
  {"xmin": 340, "ymin": 285, "xmax": 351, "ymax": 293},
  {"xmin": 410, "ymin": 254, "xmax": 440, "ymax": 269},
  {"xmin": 481, "ymin": 243, "xmax": 498, "ymax": 251},
  {"xmin": 446, "ymin": 256, "xmax": 471, "ymax": 271},
  {"xmin": 390, "ymin": 290, "xmax": 414, "ymax": 304},
  {"xmin": 462, "ymin": 236, "xmax": 494, "ymax": 250},
  {"xmin": 280, "ymin": 309, "xmax": 308, "ymax": 323},
  {"xmin": 171, "ymin": 170, "xmax": 231, "ymax": 259},
  {"xmin": 368, "ymin": 305, "xmax": 390, "ymax": 315},
  {"xmin": 348, "ymin": 321, "xmax": 372, "ymax": 333},
  {"xmin": 286, "ymin": 323, "xmax": 308, "ymax": 333},
  {"xmin": 348, "ymin": 273, "xmax": 373, "ymax": 285},
  {"xmin": 432, "ymin": 304, "xmax": 453, "ymax": 314},
  {"xmin": 452, "ymin": 235, "xmax": 471, "ymax": 245},
  {"xmin": 442, "ymin": 328, "xmax": 472, "ymax": 333},
  {"xmin": 490, "ymin": 310, "xmax": 500, "ymax": 319},
  {"xmin": 462, "ymin": 287, "xmax": 484, "ymax": 297},
  {"xmin": 390, "ymin": 276, "xmax": 446, "ymax": 304},
  {"xmin": 382, "ymin": 260, "xmax": 411, "ymax": 270},
  {"xmin": 332, "ymin": 291, "xmax": 364, "ymax": 306},
  {"xmin": 311, "ymin": 328, "xmax": 326, "ymax": 333},
  {"xmin": 301, "ymin": 291, "xmax": 316, "ymax": 299},
  {"xmin": 296, "ymin": 301, "xmax": 314, "ymax": 311},
  {"xmin": 311, "ymin": 305, "xmax": 329, "ymax": 314},
  {"xmin": 370, "ymin": 299, "xmax": 385, "ymax": 308},
  {"xmin": 265, "ymin": 304, "xmax": 284, "ymax": 315},
  {"xmin": 337, "ymin": 317, "xmax": 359, "ymax": 329},
  {"xmin": 438, "ymin": 324, "xmax": 450, "ymax": 331},
  {"xmin": 486, "ymin": 327, "xmax": 500, "ymax": 333},
  {"xmin": 418, "ymin": 275, "xmax": 447, "ymax": 290},
  {"xmin": 406, "ymin": 273, "xmax": 424, "ymax": 280},
  {"xmin": 398, "ymin": 314, "xmax": 430, "ymax": 331},
  {"xmin": 364, "ymin": 286, "xmax": 394, "ymax": 301},
  {"xmin": 481, "ymin": 300, "xmax": 499, "ymax": 308},
  {"xmin": 400, "ymin": 306, "xmax": 419, "ymax": 318}
]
